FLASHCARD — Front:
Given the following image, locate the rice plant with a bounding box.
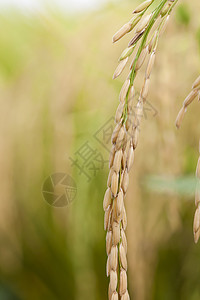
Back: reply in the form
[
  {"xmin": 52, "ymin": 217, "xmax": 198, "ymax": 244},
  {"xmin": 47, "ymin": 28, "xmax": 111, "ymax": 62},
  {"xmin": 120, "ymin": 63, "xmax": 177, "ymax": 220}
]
[
  {"xmin": 104, "ymin": 1, "xmax": 179, "ymax": 299},
  {"xmin": 176, "ymin": 75, "xmax": 200, "ymax": 243}
]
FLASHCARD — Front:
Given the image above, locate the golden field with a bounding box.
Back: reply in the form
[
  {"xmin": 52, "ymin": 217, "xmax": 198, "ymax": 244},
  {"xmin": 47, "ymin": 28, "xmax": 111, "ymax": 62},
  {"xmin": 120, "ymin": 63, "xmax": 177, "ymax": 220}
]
[{"xmin": 0, "ymin": 1, "xmax": 200, "ymax": 299}]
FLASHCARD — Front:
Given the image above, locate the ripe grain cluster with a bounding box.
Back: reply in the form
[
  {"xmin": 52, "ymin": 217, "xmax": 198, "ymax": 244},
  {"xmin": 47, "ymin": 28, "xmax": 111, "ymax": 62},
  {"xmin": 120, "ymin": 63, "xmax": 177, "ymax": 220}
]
[
  {"xmin": 104, "ymin": 1, "xmax": 178, "ymax": 299},
  {"xmin": 176, "ymin": 75, "xmax": 200, "ymax": 243}
]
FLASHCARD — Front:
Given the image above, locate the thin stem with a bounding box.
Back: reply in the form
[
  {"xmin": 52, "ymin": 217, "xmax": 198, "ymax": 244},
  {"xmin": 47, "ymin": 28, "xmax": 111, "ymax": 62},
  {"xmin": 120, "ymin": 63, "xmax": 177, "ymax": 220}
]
[
  {"xmin": 121, "ymin": 0, "xmax": 168, "ymax": 125},
  {"xmin": 122, "ymin": 0, "xmax": 179, "ymax": 125},
  {"xmin": 130, "ymin": 0, "xmax": 168, "ymax": 85}
]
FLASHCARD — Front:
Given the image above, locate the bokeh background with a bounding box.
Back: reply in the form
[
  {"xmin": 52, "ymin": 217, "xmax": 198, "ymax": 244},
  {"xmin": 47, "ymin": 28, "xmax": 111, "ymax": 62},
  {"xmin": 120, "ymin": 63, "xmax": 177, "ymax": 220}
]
[{"xmin": 0, "ymin": 0, "xmax": 200, "ymax": 299}]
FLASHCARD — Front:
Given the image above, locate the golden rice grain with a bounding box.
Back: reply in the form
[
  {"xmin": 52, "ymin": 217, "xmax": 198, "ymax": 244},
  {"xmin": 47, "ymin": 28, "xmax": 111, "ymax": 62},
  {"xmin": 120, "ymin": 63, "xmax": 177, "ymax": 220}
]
[
  {"xmin": 113, "ymin": 57, "xmax": 129, "ymax": 79},
  {"xmin": 104, "ymin": 205, "xmax": 111, "ymax": 231},
  {"xmin": 110, "ymin": 270, "xmax": 118, "ymax": 292},
  {"xmin": 110, "ymin": 246, "xmax": 118, "ymax": 271},
  {"xmin": 135, "ymin": 46, "xmax": 148, "ymax": 70},
  {"xmin": 111, "ymin": 124, "xmax": 121, "ymax": 145},
  {"xmin": 106, "ymin": 231, "xmax": 113, "ymax": 256},
  {"xmin": 175, "ymin": 106, "xmax": 186, "ymax": 129},
  {"xmin": 127, "ymin": 101, "xmax": 134, "ymax": 117},
  {"xmin": 146, "ymin": 52, "xmax": 155, "ymax": 78},
  {"xmin": 111, "ymin": 292, "xmax": 119, "ymax": 300},
  {"xmin": 136, "ymin": 14, "xmax": 152, "ymax": 33},
  {"xmin": 113, "ymin": 149, "xmax": 123, "ymax": 173},
  {"xmin": 132, "ymin": 126, "xmax": 139, "ymax": 149},
  {"xmin": 107, "ymin": 168, "xmax": 114, "ymax": 187},
  {"xmin": 115, "ymin": 126, "xmax": 126, "ymax": 149},
  {"xmin": 112, "ymin": 23, "xmax": 132, "ymax": 43},
  {"xmin": 134, "ymin": 99, "xmax": 143, "ymax": 125},
  {"xmin": 103, "ymin": 188, "xmax": 112, "ymax": 211},
  {"xmin": 119, "ymin": 46, "xmax": 135, "ymax": 61},
  {"xmin": 196, "ymin": 157, "xmax": 200, "ymax": 179},
  {"xmin": 183, "ymin": 90, "xmax": 198, "ymax": 108},
  {"xmin": 115, "ymin": 102, "xmax": 124, "ymax": 123},
  {"xmin": 128, "ymin": 29, "xmax": 145, "ymax": 48},
  {"xmin": 119, "ymin": 79, "xmax": 130, "ymax": 103},
  {"xmin": 161, "ymin": 2, "xmax": 171, "ymax": 17},
  {"xmin": 122, "ymin": 206, "xmax": 127, "ymax": 230},
  {"xmin": 122, "ymin": 171, "xmax": 129, "ymax": 194},
  {"xmin": 106, "ymin": 255, "xmax": 110, "ymax": 277},
  {"xmin": 193, "ymin": 205, "xmax": 200, "ymax": 244},
  {"xmin": 121, "ymin": 291, "xmax": 130, "ymax": 300},
  {"xmin": 119, "ymin": 171, "xmax": 124, "ymax": 190},
  {"xmin": 192, "ymin": 75, "xmax": 200, "ymax": 89},
  {"xmin": 125, "ymin": 113, "xmax": 134, "ymax": 131},
  {"xmin": 141, "ymin": 78, "xmax": 150, "ymax": 100},
  {"xmin": 119, "ymin": 244, "xmax": 128, "ymax": 270},
  {"xmin": 111, "ymin": 171, "xmax": 119, "ymax": 197},
  {"xmin": 195, "ymin": 185, "xmax": 200, "ymax": 208},
  {"xmin": 132, "ymin": 0, "xmax": 153, "ymax": 14},
  {"xmin": 127, "ymin": 146, "xmax": 134, "ymax": 172},
  {"xmin": 112, "ymin": 221, "xmax": 121, "ymax": 245},
  {"xmin": 160, "ymin": 15, "xmax": 170, "ymax": 35},
  {"xmin": 148, "ymin": 31, "xmax": 157, "ymax": 53},
  {"xmin": 121, "ymin": 228, "xmax": 128, "ymax": 254},
  {"xmin": 129, "ymin": 15, "xmax": 142, "ymax": 29},
  {"xmin": 116, "ymin": 190, "xmax": 124, "ymax": 217},
  {"xmin": 119, "ymin": 268, "xmax": 128, "ymax": 296},
  {"xmin": 122, "ymin": 146, "xmax": 129, "ymax": 170}
]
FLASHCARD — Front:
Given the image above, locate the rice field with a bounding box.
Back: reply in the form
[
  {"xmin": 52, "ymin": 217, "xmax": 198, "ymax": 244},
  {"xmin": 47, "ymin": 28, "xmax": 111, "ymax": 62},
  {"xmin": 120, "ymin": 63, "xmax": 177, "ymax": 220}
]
[{"xmin": 0, "ymin": 1, "xmax": 200, "ymax": 299}]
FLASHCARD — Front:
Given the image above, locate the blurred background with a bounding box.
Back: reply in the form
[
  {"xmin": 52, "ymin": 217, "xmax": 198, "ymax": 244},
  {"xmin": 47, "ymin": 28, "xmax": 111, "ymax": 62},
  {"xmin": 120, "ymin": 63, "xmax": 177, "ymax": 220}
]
[{"xmin": 0, "ymin": 0, "xmax": 200, "ymax": 299}]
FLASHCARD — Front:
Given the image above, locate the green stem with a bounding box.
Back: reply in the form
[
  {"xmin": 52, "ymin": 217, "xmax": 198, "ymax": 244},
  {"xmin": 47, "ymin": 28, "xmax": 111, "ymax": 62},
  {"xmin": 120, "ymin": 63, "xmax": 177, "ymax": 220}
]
[
  {"xmin": 130, "ymin": 0, "xmax": 168, "ymax": 85},
  {"xmin": 121, "ymin": 0, "xmax": 168, "ymax": 124},
  {"xmin": 122, "ymin": 0, "xmax": 180, "ymax": 125}
]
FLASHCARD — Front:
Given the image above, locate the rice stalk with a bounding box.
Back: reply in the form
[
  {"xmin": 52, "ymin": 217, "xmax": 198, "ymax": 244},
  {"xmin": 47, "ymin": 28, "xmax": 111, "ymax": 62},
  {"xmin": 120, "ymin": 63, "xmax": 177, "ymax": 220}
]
[
  {"xmin": 104, "ymin": 1, "xmax": 179, "ymax": 299},
  {"xmin": 175, "ymin": 75, "xmax": 200, "ymax": 243}
]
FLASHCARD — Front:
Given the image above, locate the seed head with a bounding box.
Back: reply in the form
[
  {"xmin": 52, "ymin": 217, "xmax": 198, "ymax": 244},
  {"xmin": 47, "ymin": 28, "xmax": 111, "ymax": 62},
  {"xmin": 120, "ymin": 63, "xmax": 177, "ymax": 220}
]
[
  {"xmin": 136, "ymin": 14, "xmax": 152, "ymax": 33},
  {"xmin": 132, "ymin": 0, "xmax": 153, "ymax": 14},
  {"xmin": 113, "ymin": 23, "xmax": 132, "ymax": 43}
]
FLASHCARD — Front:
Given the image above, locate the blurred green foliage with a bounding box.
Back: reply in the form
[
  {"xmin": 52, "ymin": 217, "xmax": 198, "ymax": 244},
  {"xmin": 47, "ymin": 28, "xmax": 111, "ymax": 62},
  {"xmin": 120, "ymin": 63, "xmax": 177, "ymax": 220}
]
[
  {"xmin": 144, "ymin": 175, "xmax": 196, "ymax": 196},
  {"xmin": 175, "ymin": 4, "xmax": 191, "ymax": 26}
]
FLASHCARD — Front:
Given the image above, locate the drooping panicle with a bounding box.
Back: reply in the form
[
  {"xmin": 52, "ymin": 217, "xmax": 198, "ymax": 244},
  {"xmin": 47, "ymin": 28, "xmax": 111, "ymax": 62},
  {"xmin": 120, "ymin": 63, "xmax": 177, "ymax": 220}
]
[
  {"xmin": 105, "ymin": 1, "xmax": 179, "ymax": 298},
  {"xmin": 175, "ymin": 74, "xmax": 200, "ymax": 243}
]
